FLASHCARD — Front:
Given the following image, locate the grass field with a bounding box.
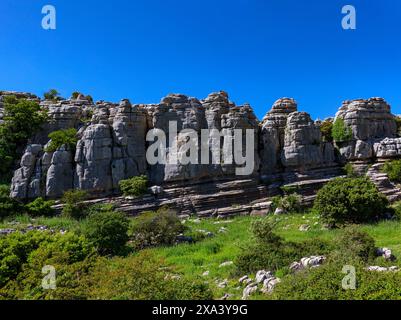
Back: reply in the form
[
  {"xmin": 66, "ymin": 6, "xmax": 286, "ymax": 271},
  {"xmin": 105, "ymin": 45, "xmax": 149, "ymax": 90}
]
[
  {"xmin": 149, "ymin": 212, "xmax": 401, "ymax": 299},
  {"xmin": 3, "ymin": 211, "xmax": 401, "ymax": 299}
]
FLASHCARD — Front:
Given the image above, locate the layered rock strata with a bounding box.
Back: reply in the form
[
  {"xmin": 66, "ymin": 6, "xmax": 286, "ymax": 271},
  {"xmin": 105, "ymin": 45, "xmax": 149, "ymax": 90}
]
[{"xmin": 6, "ymin": 91, "xmax": 401, "ymax": 216}]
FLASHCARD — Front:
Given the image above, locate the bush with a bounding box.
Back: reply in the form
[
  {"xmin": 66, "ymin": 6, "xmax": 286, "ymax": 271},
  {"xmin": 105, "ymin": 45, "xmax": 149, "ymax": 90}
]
[
  {"xmin": 0, "ymin": 97, "xmax": 47, "ymax": 179},
  {"xmin": 44, "ymin": 89, "xmax": 60, "ymax": 101},
  {"xmin": 25, "ymin": 197, "xmax": 55, "ymax": 217},
  {"xmin": 332, "ymin": 118, "xmax": 353, "ymax": 142},
  {"xmin": 332, "ymin": 226, "xmax": 376, "ymax": 263},
  {"xmin": 83, "ymin": 210, "xmax": 129, "ymax": 255},
  {"xmin": 271, "ymin": 193, "xmax": 302, "ymax": 213},
  {"xmin": 0, "ymin": 232, "xmax": 96, "ymax": 300},
  {"xmin": 0, "ymin": 185, "xmax": 23, "ymax": 219},
  {"xmin": 382, "ymin": 160, "xmax": 401, "ymax": 183},
  {"xmin": 0, "ymin": 231, "xmax": 52, "ymax": 287},
  {"xmin": 61, "ymin": 190, "xmax": 88, "ymax": 220},
  {"xmin": 119, "ymin": 175, "xmax": 148, "ymax": 197},
  {"xmin": 270, "ymin": 261, "xmax": 401, "ymax": 300},
  {"xmin": 343, "ymin": 163, "xmax": 358, "ymax": 177},
  {"xmin": 250, "ymin": 218, "xmax": 283, "ymax": 246},
  {"xmin": 235, "ymin": 218, "xmax": 330, "ymax": 274},
  {"xmin": 45, "ymin": 128, "xmax": 78, "ymax": 152},
  {"xmin": 313, "ymin": 177, "xmax": 388, "ymax": 226},
  {"xmin": 130, "ymin": 208, "xmax": 185, "ymax": 250},
  {"xmin": 320, "ymin": 119, "xmax": 333, "ymax": 142},
  {"xmin": 86, "ymin": 252, "xmax": 213, "ymax": 300}
]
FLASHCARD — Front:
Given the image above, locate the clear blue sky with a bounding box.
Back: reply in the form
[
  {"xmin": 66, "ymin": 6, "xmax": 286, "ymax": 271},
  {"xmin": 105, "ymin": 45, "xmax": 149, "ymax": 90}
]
[{"xmin": 1, "ymin": 0, "xmax": 400, "ymax": 120}]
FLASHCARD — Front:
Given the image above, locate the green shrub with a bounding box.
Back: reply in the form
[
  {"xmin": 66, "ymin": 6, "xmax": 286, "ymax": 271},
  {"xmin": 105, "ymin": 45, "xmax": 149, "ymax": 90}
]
[
  {"xmin": 313, "ymin": 177, "xmax": 388, "ymax": 226},
  {"xmin": 0, "ymin": 231, "xmax": 52, "ymax": 287},
  {"xmin": 130, "ymin": 208, "xmax": 185, "ymax": 250},
  {"xmin": 44, "ymin": 89, "xmax": 60, "ymax": 101},
  {"xmin": 320, "ymin": 119, "xmax": 333, "ymax": 142},
  {"xmin": 332, "ymin": 226, "xmax": 377, "ymax": 263},
  {"xmin": 0, "ymin": 232, "xmax": 96, "ymax": 300},
  {"xmin": 61, "ymin": 190, "xmax": 88, "ymax": 220},
  {"xmin": 25, "ymin": 197, "xmax": 55, "ymax": 217},
  {"xmin": 250, "ymin": 218, "xmax": 283, "ymax": 246},
  {"xmin": 235, "ymin": 218, "xmax": 330, "ymax": 274},
  {"xmin": 45, "ymin": 128, "xmax": 78, "ymax": 152},
  {"xmin": 332, "ymin": 118, "xmax": 353, "ymax": 142},
  {"xmin": 382, "ymin": 160, "xmax": 401, "ymax": 183},
  {"xmin": 343, "ymin": 163, "xmax": 357, "ymax": 177},
  {"xmin": 119, "ymin": 175, "xmax": 148, "ymax": 197},
  {"xmin": 270, "ymin": 261, "xmax": 401, "ymax": 300},
  {"xmin": 86, "ymin": 252, "xmax": 213, "ymax": 300},
  {"xmin": 0, "ymin": 97, "xmax": 47, "ymax": 179},
  {"xmin": 83, "ymin": 210, "xmax": 129, "ymax": 255},
  {"xmin": 0, "ymin": 185, "xmax": 23, "ymax": 219},
  {"xmin": 71, "ymin": 92, "xmax": 80, "ymax": 99},
  {"xmin": 271, "ymin": 193, "xmax": 302, "ymax": 213}
]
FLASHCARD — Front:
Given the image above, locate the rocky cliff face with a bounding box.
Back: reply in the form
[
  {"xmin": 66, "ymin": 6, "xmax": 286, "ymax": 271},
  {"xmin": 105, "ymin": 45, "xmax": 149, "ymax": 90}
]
[
  {"xmin": 6, "ymin": 91, "xmax": 401, "ymax": 216},
  {"xmin": 335, "ymin": 98, "xmax": 398, "ymax": 161}
]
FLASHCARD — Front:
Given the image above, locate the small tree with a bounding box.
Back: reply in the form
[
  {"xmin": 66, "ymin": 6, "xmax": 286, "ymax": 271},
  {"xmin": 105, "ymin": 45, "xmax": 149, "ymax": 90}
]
[
  {"xmin": 0, "ymin": 97, "xmax": 47, "ymax": 178},
  {"xmin": 332, "ymin": 118, "xmax": 353, "ymax": 142},
  {"xmin": 83, "ymin": 210, "xmax": 129, "ymax": 255},
  {"xmin": 45, "ymin": 128, "xmax": 78, "ymax": 152},
  {"xmin": 320, "ymin": 119, "xmax": 333, "ymax": 142},
  {"xmin": 119, "ymin": 175, "xmax": 148, "ymax": 197}
]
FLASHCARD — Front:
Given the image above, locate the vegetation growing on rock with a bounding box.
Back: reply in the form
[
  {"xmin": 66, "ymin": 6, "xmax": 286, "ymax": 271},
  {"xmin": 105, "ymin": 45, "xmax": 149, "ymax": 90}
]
[
  {"xmin": 45, "ymin": 128, "xmax": 78, "ymax": 152},
  {"xmin": 332, "ymin": 118, "xmax": 353, "ymax": 142},
  {"xmin": 382, "ymin": 160, "xmax": 401, "ymax": 183},
  {"xmin": 119, "ymin": 175, "xmax": 148, "ymax": 197},
  {"xmin": 0, "ymin": 96, "xmax": 47, "ymax": 182}
]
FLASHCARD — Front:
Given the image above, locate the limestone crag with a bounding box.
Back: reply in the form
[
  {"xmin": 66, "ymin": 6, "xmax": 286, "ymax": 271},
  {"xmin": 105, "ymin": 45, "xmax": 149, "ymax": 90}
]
[
  {"xmin": 260, "ymin": 98, "xmax": 297, "ymax": 175},
  {"xmin": 335, "ymin": 98, "xmax": 398, "ymax": 161},
  {"xmin": 6, "ymin": 90, "xmax": 401, "ymax": 216},
  {"xmin": 282, "ymin": 112, "xmax": 335, "ymax": 169}
]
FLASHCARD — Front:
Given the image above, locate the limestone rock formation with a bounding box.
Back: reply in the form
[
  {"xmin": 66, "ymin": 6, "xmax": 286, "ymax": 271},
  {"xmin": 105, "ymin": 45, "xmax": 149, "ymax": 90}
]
[
  {"xmin": 260, "ymin": 98, "xmax": 297, "ymax": 175},
  {"xmin": 281, "ymin": 112, "xmax": 334, "ymax": 169},
  {"xmin": 5, "ymin": 90, "xmax": 401, "ymax": 216},
  {"xmin": 335, "ymin": 98, "xmax": 397, "ymax": 161}
]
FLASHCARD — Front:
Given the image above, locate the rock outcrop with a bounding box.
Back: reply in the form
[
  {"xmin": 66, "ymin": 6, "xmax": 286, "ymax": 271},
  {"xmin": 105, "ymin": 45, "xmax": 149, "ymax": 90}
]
[
  {"xmin": 335, "ymin": 98, "xmax": 398, "ymax": 161},
  {"xmin": 6, "ymin": 90, "xmax": 401, "ymax": 216}
]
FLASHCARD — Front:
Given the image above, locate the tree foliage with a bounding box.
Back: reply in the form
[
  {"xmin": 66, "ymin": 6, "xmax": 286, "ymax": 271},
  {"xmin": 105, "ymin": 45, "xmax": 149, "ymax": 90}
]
[
  {"xmin": 45, "ymin": 128, "xmax": 78, "ymax": 152},
  {"xmin": 0, "ymin": 96, "xmax": 47, "ymax": 180},
  {"xmin": 332, "ymin": 118, "xmax": 353, "ymax": 142}
]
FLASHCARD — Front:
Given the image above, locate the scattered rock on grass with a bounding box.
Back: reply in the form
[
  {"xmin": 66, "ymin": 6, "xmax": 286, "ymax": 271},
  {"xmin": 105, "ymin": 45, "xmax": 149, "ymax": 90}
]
[
  {"xmin": 299, "ymin": 224, "xmax": 310, "ymax": 232},
  {"xmin": 376, "ymin": 247, "xmax": 396, "ymax": 261},
  {"xmin": 219, "ymin": 261, "xmax": 234, "ymax": 268}
]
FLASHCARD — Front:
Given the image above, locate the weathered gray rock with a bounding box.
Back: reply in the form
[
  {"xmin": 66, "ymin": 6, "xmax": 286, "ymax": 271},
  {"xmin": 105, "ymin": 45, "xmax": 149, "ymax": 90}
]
[
  {"xmin": 335, "ymin": 98, "xmax": 397, "ymax": 161},
  {"xmin": 282, "ymin": 112, "xmax": 333, "ymax": 169},
  {"xmin": 7, "ymin": 91, "xmax": 401, "ymax": 215},
  {"xmin": 290, "ymin": 256, "xmax": 326, "ymax": 272},
  {"xmin": 242, "ymin": 283, "xmax": 258, "ymax": 300},
  {"xmin": 260, "ymin": 98, "xmax": 297, "ymax": 175}
]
